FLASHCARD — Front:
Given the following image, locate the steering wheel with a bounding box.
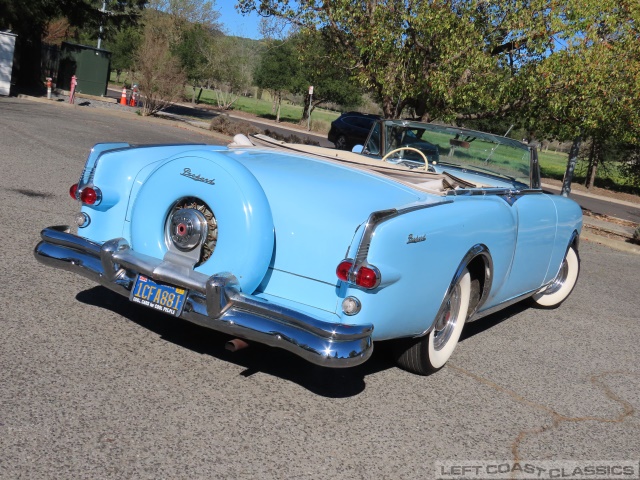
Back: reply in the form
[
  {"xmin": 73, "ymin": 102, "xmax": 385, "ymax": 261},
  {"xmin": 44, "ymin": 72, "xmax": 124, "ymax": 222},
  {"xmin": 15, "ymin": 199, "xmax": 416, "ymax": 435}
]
[{"xmin": 381, "ymin": 147, "xmax": 429, "ymax": 170}]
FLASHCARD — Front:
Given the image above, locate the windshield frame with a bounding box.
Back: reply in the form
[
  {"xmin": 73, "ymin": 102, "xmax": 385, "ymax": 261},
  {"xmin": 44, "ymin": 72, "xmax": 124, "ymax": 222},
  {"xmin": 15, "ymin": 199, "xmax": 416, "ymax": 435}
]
[{"xmin": 362, "ymin": 120, "xmax": 538, "ymax": 189}]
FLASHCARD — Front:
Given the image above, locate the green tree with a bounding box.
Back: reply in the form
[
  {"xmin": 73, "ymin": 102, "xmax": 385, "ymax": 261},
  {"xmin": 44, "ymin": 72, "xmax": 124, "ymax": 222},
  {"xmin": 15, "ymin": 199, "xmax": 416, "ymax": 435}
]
[
  {"xmin": 106, "ymin": 25, "xmax": 143, "ymax": 83},
  {"xmin": 253, "ymin": 40, "xmax": 300, "ymax": 121},
  {"xmin": 295, "ymin": 30, "xmax": 362, "ymax": 122},
  {"xmin": 0, "ymin": 0, "xmax": 145, "ymax": 87},
  {"xmin": 524, "ymin": 0, "xmax": 640, "ymax": 188},
  {"xmin": 174, "ymin": 23, "xmax": 214, "ymax": 103},
  {"xmin": 238, "ymin": 0, "xmax": 540, "ymax": 120},
  {"xmin": 205, "ymin": 35, "xmax": 254, "ymax": 109}
]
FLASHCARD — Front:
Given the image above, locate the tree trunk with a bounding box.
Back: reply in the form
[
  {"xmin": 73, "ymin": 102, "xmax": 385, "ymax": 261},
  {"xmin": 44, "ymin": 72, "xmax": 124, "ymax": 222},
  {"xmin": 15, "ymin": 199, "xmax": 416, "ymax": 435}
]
[
  {"xmin": 276, "ymin": 92, "xmax": 281, "ymax": 122},
  {"xmin": 584, "ymin": 139, "xmax": 598, "ymax": 189},
  {"xmin": 382, "ymin": 96, "xmax": 395, "ymax": 118},
  {"xmin": 561, "ymin": 136, "xmax": 582, "ymax": 197},
  {"xmin": 191, "ymin": 85, "xmax": 197, "ymax": 104}
]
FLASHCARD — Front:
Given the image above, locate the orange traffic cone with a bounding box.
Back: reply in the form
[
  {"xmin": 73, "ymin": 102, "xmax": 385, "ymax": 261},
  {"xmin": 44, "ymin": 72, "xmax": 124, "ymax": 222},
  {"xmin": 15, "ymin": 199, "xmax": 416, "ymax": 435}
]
[{"xmin": 120, "ymin": 86, "xmax": 127, "ymax": 105}]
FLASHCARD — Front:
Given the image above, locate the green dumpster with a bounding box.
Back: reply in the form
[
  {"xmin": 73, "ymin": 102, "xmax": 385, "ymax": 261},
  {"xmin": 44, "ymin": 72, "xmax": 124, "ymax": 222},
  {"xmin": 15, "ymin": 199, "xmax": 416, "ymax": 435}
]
[{"xmin": 57, "ymin": 42, "xmax": 111, "ymax": 96}]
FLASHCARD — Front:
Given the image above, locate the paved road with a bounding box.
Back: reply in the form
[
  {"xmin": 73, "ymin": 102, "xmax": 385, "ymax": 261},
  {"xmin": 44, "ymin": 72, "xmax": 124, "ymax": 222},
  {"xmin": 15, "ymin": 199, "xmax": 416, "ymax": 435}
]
[
  {"xmin": 1, "ymin": 97, "xmax": 639, "ymax": 479},
  {"xmin": 543, "ymin": 184, "xmax": 640, "ymax": 223},
  {"xmin": 105, "ymin": 87, "xmax": 334, "ymax": 148}
]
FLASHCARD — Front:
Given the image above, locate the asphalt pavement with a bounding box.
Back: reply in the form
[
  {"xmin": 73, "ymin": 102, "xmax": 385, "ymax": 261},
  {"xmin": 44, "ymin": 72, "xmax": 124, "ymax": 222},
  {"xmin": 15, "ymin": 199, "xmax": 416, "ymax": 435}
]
[{"xmin": 0, "ymin": 96, "xmax": 639, "ymax": 479}]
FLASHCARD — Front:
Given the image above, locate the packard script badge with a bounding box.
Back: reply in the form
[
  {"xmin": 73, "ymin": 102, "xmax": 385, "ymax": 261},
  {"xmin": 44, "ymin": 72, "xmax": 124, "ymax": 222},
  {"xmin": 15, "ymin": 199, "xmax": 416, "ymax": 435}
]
[
  {"xmin": 180, "ymin": 167, "xmax": 215, "ymax": 185},
  {"xmin": 407, "ymin": 234, "xmax": 426, "ymax": 244}
]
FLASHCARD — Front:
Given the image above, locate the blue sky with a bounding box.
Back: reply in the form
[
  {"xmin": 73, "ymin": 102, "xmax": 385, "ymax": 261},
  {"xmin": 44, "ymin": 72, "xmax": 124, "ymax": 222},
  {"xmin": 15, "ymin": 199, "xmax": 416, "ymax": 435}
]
[{"xmin": 217, "ymin": 2, "xmax": 263, "ymax": 39}]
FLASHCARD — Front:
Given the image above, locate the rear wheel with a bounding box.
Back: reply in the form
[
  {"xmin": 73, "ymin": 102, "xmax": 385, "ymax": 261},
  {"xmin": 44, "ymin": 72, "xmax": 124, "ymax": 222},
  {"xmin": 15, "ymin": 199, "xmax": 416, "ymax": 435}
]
[
  {"xmin": 395, "ymin": 269, "xmax": 471, "ymax": 375},
  {"xmin": 531, "ymin": 245, "xmax": 579, "ymax": 308}
]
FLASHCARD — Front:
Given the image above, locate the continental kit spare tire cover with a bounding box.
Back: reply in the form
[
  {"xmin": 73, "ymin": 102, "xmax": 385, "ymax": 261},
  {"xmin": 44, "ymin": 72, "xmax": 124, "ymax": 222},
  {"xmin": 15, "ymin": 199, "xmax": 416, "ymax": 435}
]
[{"xmin": 130, "ymin": 150, "xmax": 274, "ymax": 293}]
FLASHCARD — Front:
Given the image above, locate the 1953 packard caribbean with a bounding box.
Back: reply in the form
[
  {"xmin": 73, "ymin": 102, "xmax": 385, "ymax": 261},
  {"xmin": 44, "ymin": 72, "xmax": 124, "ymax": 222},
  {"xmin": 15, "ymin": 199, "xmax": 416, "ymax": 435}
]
[{"xmin": 34, "ymin": 120, "xmax": 582, "ymax": 375}]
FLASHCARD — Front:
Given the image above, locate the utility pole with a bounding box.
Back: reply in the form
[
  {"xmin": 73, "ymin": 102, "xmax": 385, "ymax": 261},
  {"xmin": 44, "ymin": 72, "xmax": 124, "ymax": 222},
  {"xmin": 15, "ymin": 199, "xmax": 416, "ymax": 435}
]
[
  {"xmin": 97, "ymin": 1, "xmax": 107, "ymax": 49},
  {"xmin": 307, "ymin": 86, "xmax": 313, "ymax": 131}
]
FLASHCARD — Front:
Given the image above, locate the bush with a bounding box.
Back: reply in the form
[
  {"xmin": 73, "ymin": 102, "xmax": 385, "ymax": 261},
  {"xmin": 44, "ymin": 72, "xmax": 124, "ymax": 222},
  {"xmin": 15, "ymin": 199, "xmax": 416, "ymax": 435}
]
[
  {"xmin": 209, "ymin": 115, "xmax": 261, "ymax": 137},
  {"xmin": 633, "ymin": 226, "xmax": 640, "ymax": 245},
  {"xmin": 209, "ymin": 116, "xmax": 319, "ymax": 146},
  {"xmin": 263, "ymin": 129, "xmax": 319, "ymax": 146}
]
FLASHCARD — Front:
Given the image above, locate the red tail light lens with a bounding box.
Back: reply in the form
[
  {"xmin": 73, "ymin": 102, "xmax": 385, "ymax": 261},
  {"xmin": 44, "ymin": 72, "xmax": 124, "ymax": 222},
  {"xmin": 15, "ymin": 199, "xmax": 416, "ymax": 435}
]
[
  {"xmin": 80, "ymin": 187, "xmax": 98, "ymax": 205},
  {"xmin": 356, "ymin": 266, "xmax": 379, "ymax": 289},
  {"xmin": 69, "ymin": 183, "xmax": 78, "ymax": 200},
  {"xmin": 336, "ymin": 260, "xmax": 353, "ymax": 281}
]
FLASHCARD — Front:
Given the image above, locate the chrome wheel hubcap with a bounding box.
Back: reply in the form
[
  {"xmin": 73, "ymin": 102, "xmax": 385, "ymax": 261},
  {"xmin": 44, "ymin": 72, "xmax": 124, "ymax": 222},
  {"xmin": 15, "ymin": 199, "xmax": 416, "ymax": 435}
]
[
  {"xmin": 166, "ymin": 197, "xmax": 218, "ymax": 266},
  {"xmin": 433, "ymin": 285, "xmax": 461, "ymax": 351},
  {"xmin": 545, "ymin": 257, "xmax": 569, "ymax": 295}
]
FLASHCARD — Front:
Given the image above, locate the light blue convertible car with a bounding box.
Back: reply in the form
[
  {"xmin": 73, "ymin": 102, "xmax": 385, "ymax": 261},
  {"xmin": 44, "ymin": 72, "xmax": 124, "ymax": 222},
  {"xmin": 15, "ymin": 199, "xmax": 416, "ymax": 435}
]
[{"xmin": 35, "ymin": 120, "xmax": 582, "ymax": 375}]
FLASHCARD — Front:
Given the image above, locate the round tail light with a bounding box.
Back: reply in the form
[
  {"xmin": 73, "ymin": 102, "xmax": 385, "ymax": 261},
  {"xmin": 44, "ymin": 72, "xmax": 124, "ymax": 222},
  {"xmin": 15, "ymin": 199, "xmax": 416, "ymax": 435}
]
[
  {"xmin": 336, "ymin": 260, "xmax": 353, "ymax": 281},
  {"xmin": 355, "ymin": 266, "xmax": 380, "ymax": 289},
  {"xmin": 80, "ymin": 186, "xmax": 100, "ymax": 205},
  {"xmin": 69, "ymin": 183, "xmax": 78, "ymax": 200}
]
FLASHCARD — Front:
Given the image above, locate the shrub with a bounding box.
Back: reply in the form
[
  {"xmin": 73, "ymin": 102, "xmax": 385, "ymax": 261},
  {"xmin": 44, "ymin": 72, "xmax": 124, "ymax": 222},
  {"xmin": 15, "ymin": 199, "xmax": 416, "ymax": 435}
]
[
  {"xmin": 209, "ymin": 115, "xmax": 261, "ymax": 137},
  {"xmin": 263, "ymin": 129, "xmax": 319, "ymax": 146},
  {"xmin": 208, "ymin": 116, "xmax": 320, "ymax": 147},
  {"xmin": 633, "ymin": 226, "xmax": 640, "ymax": 245}
]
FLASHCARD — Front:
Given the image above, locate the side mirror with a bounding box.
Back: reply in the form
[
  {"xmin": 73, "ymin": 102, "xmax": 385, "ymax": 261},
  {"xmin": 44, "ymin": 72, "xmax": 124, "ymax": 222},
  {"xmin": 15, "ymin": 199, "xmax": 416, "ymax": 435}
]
[{"xmin": 352, "ymin": 145, "xmax": 364, "ymax": 154}]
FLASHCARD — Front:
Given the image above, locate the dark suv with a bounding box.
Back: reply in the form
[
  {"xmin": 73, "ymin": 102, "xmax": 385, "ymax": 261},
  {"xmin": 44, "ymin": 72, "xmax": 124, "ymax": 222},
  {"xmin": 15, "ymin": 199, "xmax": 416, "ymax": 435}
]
[{"xmin": 328, "ymin": 112, "xmax": 381, "ymax": 150}]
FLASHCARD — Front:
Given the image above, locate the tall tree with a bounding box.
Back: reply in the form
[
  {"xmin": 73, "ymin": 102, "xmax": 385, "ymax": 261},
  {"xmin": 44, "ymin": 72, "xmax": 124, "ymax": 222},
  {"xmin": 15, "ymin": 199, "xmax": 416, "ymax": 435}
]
[
  {"xmin": 253, "ymin": 40, "xmax": 300, "ymax": 121},
  {"xmin": 237, "ymin": 0, "xmax": 554, "ymax": 120},
  {"xmin": 135, "ymin": 9, "xmax": 186, "ymax": 115},
  {"xmin": 0, "ymin": 0, "xmax": 145, "ymax": 87},
  {"xmin": 174, "ymin": 23, "xmax": 214, "ymax": 103},
  {"xmin": 295, "ymin": 30, "xmax": 362, "ymax": 121},
  {"xmin": 106, "ymin": 25, "xmax": 143, "ymax": 83},
  {"xmin": 524, "ymin": 0, "xmax": 640, "ymax": 187}
]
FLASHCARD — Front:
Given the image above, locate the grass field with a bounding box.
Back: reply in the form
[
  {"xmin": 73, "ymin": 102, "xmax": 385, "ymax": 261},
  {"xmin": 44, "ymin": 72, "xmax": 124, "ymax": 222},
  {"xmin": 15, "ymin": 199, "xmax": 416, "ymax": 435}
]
[
  {"xmin": 538, "ymin": 149, "xmax": 638, "ymax": 194},
  {"xmin": 192, "ymin": 87, "xmax": 339, "ymax": 134}
]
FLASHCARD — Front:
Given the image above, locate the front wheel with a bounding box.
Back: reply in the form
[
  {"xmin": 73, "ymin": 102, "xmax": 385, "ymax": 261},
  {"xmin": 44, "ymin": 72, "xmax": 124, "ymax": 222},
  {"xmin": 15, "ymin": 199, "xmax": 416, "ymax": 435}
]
[
  {"xmin": 531, "ymin": 245, "xmax": 580, "ymax": 308},
  {"xmin": 395, "ymin": 269, "xmax": 471, "ymax": 375}
]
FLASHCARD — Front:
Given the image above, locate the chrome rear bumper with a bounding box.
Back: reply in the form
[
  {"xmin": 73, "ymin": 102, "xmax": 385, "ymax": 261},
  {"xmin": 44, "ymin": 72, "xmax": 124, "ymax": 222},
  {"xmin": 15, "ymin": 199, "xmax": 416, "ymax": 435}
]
[{"xmin": 34, "ymin": 226, "xmax": 373, "ymax": 368}]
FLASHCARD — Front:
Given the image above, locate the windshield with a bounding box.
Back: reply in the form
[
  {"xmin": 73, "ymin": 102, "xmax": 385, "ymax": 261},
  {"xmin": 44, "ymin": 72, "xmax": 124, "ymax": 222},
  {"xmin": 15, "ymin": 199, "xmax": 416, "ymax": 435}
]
[{"xmin": 373, "ymin": 121, "xmax": 532, "ymax": 187}]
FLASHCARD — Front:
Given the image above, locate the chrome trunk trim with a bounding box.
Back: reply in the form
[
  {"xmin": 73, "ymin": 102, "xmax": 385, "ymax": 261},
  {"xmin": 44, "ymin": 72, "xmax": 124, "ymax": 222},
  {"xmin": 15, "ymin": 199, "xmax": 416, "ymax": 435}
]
[{"xmin": 35, "ymin": 226, "xmax": 373, "ymax": 368}]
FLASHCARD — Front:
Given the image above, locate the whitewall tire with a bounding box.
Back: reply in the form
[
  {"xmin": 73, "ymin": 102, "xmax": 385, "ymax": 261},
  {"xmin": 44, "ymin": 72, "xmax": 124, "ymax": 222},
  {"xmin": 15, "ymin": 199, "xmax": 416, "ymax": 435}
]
[
  {"xmin": 531, "ymin": 246, "xmax": 580, "ymax": 308},
  {"xmin": 395, "ymin": 269, "xmax": 471, "ymax": 375}
]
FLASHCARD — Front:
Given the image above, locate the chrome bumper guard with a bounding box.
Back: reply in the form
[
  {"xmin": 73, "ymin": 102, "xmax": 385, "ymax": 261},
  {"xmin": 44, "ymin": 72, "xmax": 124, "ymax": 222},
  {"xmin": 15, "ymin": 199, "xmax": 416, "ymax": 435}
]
[{"xmin": 34, "ymin": 226, "xmax": 373, "ymax": 368}]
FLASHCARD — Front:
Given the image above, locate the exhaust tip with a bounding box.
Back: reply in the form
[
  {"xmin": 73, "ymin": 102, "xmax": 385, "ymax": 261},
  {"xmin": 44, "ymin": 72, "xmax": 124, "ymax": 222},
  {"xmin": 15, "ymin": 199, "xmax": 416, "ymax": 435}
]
[{"xmin": 226, "ymin": 338, "xmax": 249, "ymax": 352}]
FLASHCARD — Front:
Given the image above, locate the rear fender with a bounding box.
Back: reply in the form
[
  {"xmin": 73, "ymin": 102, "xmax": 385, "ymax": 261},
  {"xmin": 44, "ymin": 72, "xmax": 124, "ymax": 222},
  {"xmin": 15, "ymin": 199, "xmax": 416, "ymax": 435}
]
[
  {"xmin": 79, "ymin": 144, "xmax": 218, "ymax": 241},
  {"xmin": 338, "ymin": 199, "xmax": 514, "ymax": 339}
]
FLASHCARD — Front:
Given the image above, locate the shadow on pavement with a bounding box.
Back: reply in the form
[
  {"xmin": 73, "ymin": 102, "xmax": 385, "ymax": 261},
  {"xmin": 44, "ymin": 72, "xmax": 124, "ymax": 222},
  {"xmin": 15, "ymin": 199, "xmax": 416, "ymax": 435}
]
[
  {"xmin": 76, "ymin": 286, "xmax": 532, "ymax": 395},
  {"xmin": 76, "ymin": 286, "xmax": 393, "ymax": 398}
]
